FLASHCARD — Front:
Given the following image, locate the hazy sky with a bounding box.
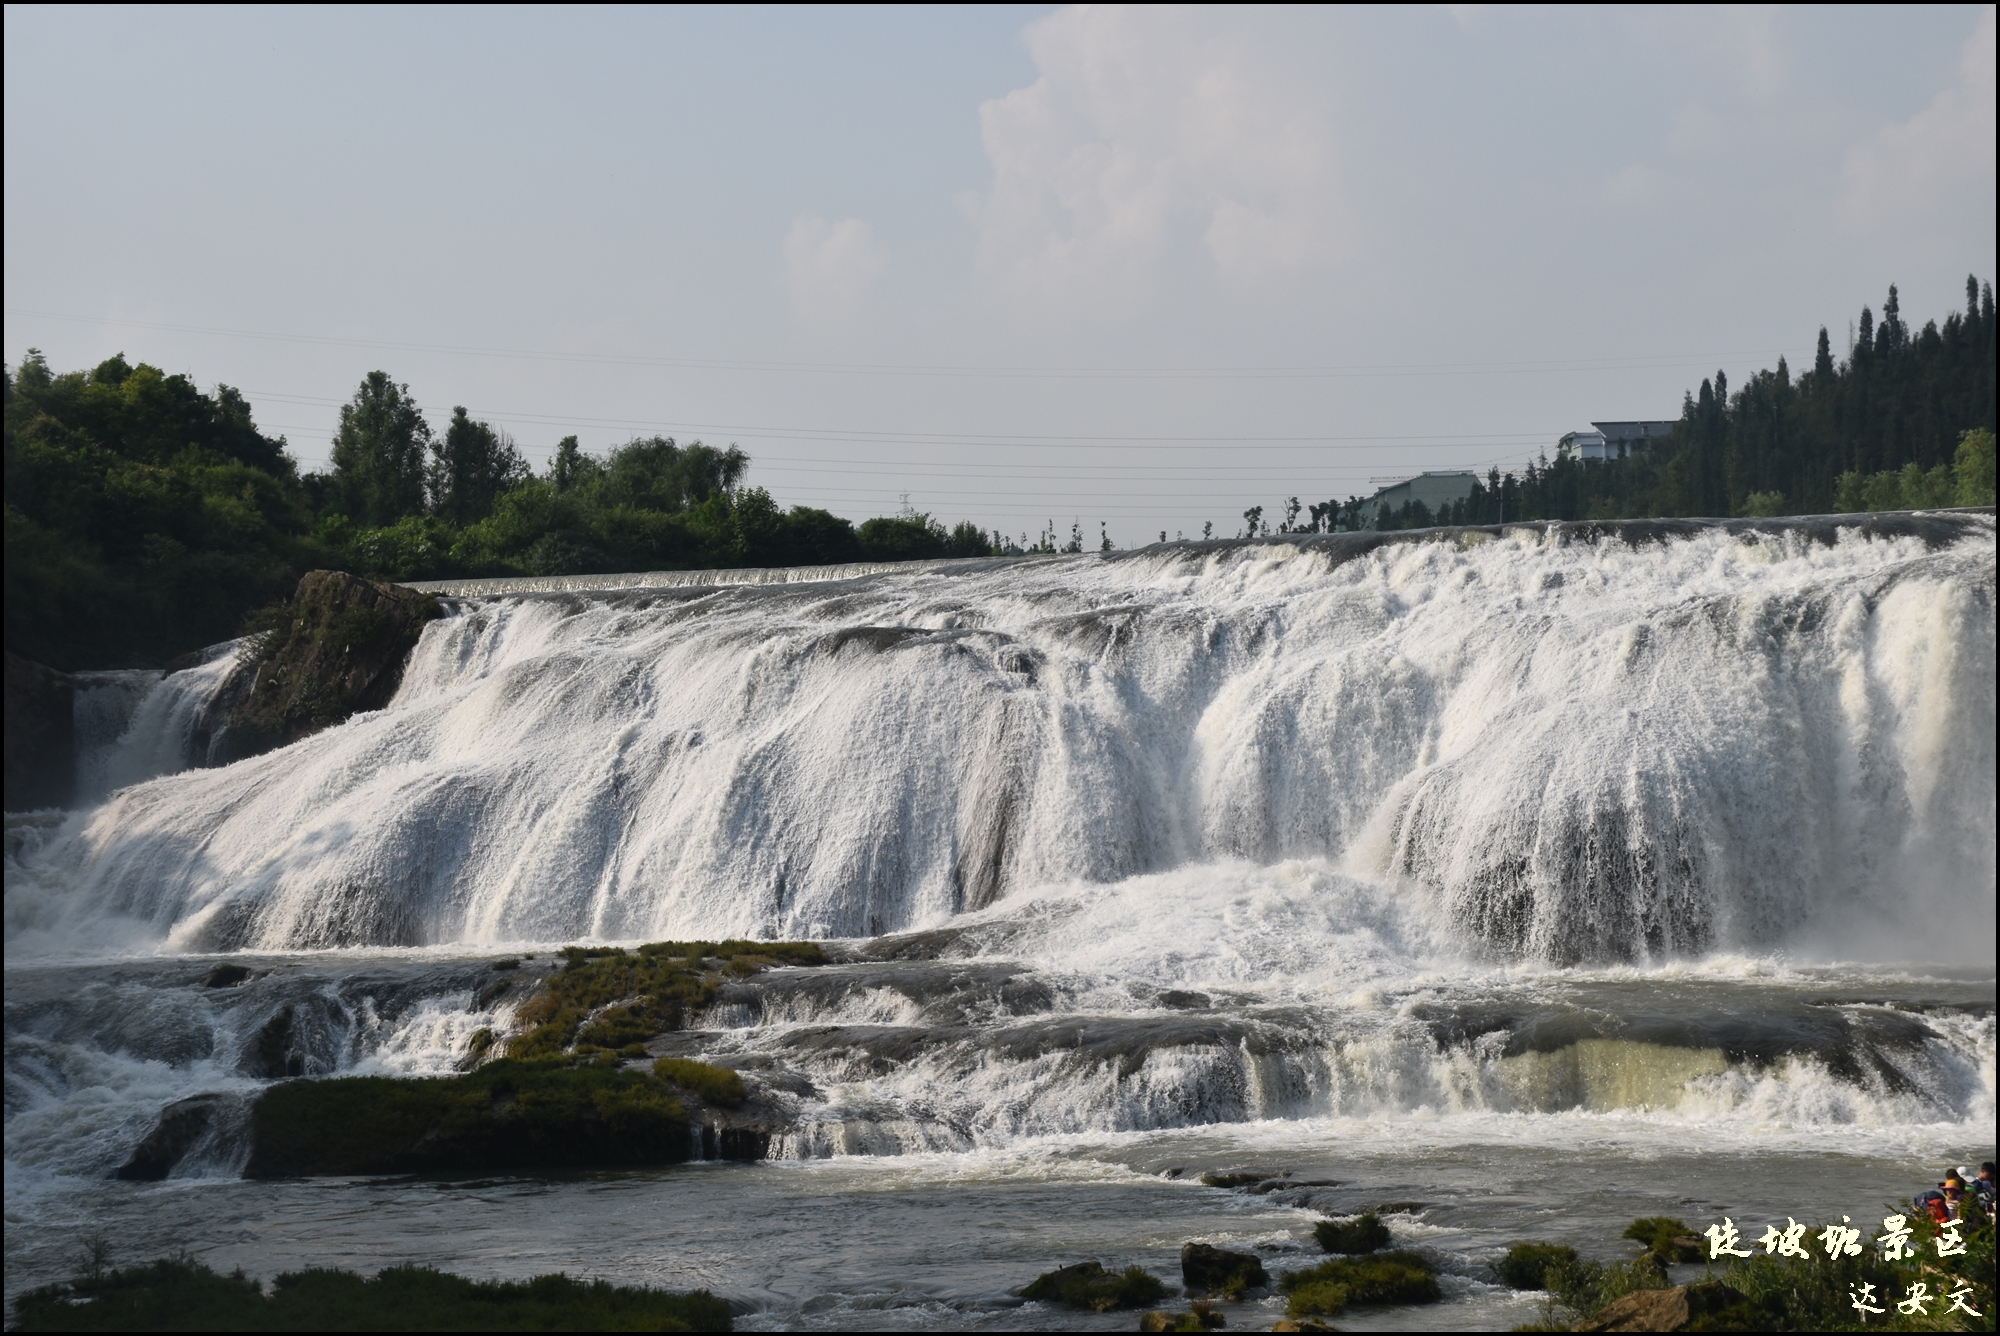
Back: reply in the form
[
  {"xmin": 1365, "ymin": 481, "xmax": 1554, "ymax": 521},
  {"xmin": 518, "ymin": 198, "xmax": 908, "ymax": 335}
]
[{"xmin": 5, "ymin": 4, "xmax": 1994, "ymax": 543}]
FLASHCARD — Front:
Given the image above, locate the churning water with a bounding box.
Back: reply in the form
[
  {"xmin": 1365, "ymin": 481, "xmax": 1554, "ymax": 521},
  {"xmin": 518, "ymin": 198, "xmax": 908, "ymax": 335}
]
[{"xmin": 5, "ymin": 518, "xmax": 1995, "ymax": 1327}]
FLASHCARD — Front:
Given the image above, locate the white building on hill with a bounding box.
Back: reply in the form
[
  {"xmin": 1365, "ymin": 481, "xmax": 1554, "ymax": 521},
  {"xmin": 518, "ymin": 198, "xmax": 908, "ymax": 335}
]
[{"xmin": 1559, "ymin": 420, "xmax": 1677, "ymax": 461}]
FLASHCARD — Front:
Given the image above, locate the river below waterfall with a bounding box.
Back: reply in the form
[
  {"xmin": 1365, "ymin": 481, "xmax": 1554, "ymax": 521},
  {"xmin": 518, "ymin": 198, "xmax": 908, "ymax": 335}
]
[{"xmin": 6, "ymin": 519, "xmax": 1995, "ymax": 1327}]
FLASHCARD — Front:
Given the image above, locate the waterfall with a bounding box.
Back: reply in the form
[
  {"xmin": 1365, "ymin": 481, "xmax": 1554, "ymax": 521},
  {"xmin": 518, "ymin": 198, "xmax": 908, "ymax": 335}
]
[{"xmin": 5, "ymin": 516, "xmax": 1993, "ymax": 965}]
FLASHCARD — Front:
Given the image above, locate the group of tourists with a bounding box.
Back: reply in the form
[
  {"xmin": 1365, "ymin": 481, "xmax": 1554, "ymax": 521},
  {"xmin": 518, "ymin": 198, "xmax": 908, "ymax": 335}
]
[{"xmin": 1916, "ymin": 1163, "xmax": 1996, "ymax": 1223}]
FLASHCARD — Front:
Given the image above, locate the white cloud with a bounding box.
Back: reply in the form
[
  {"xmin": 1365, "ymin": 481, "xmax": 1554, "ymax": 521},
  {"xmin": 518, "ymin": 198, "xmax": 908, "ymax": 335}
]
[
  {"xmin": 1834, "ymin": 6, "xmax": 1996, "ymax": 238},
  {"xmin": 782, "ymin": 214, "xmax": 888, "ymax": 323},
  {"xmin": 968, "ymin": 6, "xmax": 1347, "ymax": 302}
]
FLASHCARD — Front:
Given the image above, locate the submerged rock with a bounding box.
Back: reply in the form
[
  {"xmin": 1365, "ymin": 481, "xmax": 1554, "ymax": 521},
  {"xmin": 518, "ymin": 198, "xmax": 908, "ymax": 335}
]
[
  {"xmin": 213, "ymin": 570, "xmax": 440, "ymax": 763},
  {"xmin": 237, "ymin": 1004, "xmax": 312, "ymax": 1078},
  {"xmin": 201, "ymin": 963, "xmax": 255, "ymax": 988}
]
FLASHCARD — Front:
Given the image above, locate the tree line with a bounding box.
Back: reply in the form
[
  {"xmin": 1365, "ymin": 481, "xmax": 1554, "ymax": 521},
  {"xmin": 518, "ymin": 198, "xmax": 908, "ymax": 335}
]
[
  {"xmin": 3, "ymin": 356, "xmax": 999, "ymax": 668},
  {"xmin": 1254, "ymin": 276, "xmax": 1996, "ymax": 534}
]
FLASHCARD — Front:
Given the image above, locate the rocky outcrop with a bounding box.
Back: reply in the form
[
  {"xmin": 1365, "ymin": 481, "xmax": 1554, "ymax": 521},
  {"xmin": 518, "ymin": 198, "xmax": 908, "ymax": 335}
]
[
  {"xmin": 115, "ymin": 1093, "xmax": 233, "ymax": 1180},
  {"xmin": 1181, "ymin": 1241, "xmax": 1268, "ymax": 1297},
  {"xmin": 241, "ymin": 1060, "xmax": 698, "ymax": 1178},
  {"xmin": 1573, "ymin": 1282, "xmax": 1753, "ymax": 1332},
  {"xmin": 214, "ymin": 571, "xmax": 441, "ymax": 762},
  {"xmin": 4, "ymin": 652, "xmax": 73, "ymax": 810}
]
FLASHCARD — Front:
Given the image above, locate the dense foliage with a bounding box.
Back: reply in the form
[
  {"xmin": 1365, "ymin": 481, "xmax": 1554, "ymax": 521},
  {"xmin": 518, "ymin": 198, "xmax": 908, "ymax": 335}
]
[
  {"xmin": 1519, "ymin": 1208, "xmax": 1995, "ymax": 1333},
  {"xmin": 5, "ymin": 353, "xmax": 314, "ymax": 667},
  {"xmin": 11, "ymin": 1257, "xmax": 732, "ymax": 1331},
  {"xmin": 4, "ymin": 354, "xmax": 1000, "ymax": 669},
  {"xmin": 1280, "ymin": 278, "xmax": 1997, "ymax": 533}
]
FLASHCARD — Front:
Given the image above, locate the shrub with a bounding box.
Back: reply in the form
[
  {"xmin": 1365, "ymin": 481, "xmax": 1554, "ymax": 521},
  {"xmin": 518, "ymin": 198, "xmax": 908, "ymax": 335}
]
[
  {"xmin": 1315, "ymin": 1213, "xmax": 1391, "ymax": 1254},
  {"xmin": 1496, "ymin": 1242, "xmax": 1578, "ymax": 1290},
  {"xmin": 653, "ymin": 1057, "xmax": 747, "ymax": 1107}
]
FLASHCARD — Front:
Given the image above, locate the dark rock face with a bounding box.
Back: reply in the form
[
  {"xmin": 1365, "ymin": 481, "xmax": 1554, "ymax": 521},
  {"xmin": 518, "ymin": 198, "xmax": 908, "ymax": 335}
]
[
  {"xmin": 239, "ymin": 1005, "xmax": 308, "ymax": 1078},
  {"xmin": 4, "ymin": 652, "xmax": 74, "ymax": 810},
  {"xmin": 214, "ymin": 570, "xmax": 441, "ymax": 763},
  {"xmin": 1180, "ymin": 1241, "xmax": 1268, "ymax": 1296},
  {"xmin": 115, "ymin": 1093, "xmax": 231, "ymax": 1180}
]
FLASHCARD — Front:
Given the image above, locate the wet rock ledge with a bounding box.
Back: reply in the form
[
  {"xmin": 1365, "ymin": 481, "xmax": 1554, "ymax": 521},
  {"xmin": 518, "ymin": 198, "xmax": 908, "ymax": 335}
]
[{"xmin": 123, "ymin": 940, "xmax": 827, "ymax": 1181}]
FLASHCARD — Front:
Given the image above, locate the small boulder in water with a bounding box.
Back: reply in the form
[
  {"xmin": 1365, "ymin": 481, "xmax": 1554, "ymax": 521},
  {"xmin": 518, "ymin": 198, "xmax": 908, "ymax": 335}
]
[
  {"xmin": 1495, "ymin": 1241, "xmax": 1577, "ymax": 1290},
  {"xmin": 1315, "ymin": 1212, "xmax": 1391, "ymax": 1255},
  {"xmin": 115, "ymin": 1093, "xmax": 231, "ymax": 1180},
  {"xmin": 201, "ymin": 963, "xmax": 255, "ymax": 988},
  {"xmin": 239, "ymin": 1004, "xmax": 308, "ymax": 1078},
  {"xmin": 1198, "ymin": 1169, "xmax": 1276, "ymax": 1189},
  {"xmin": 1180, "ymin": 1242, "xmax": 1268, "ymax": 1297},
  {"xmin": 1020, "ymin": 1261, "xmax": 1167, "ymax": 1311}
]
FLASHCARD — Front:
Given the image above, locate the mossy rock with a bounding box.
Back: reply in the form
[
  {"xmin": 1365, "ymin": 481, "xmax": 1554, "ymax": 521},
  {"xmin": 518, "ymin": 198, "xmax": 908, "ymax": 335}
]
[
  {"xmin": 506, "ymin": 940, "xmax": 828, "ymax": 1060},
  {"xmin": 1021, "ymin": 1262, "xmax": 1167, "ymax": 1312},
  {"xmin": 1315, "ymin": 1212, "xmax": 1392, "ymax": 1255},
  {"xmin": 1281, "ymin": 1250, "xmax": 1440, "ymax": 1315},
  {"xmin": 9, "ymin": 1257, "xmax": 733, "ymax": 1332},
  {"xmin": 1180, "ymin": 1241, "xmax": 1267, "ymax": 1298},
  {"xmin": 243, "ymin": 1057, "xmax": 691, "ymax": 1177},
  {"xmin": 218, "ymin": 570, "xmax": 442, "ymax": 761},
  {"xmin": 1496, "ymin": 1242, "xmax": 1578, "ymax": 1290},
  {"xmin": 1621, "ymin": 1215, "xmax": 1703, "ymax": 1264}
]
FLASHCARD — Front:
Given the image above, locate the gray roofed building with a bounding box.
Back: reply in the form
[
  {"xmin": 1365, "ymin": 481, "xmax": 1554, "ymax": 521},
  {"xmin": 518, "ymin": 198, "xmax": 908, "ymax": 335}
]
[
  {"xmin": 1356, "ymin": 470, "xmax": 1480, "ymax": 526},
  {"xmin": 1581, "ymin": 420, "xmax": 1676, "ymax": 459}
]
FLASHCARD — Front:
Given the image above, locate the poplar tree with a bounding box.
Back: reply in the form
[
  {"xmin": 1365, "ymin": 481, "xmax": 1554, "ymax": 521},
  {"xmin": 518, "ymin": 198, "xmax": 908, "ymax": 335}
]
[
  {"xmin": 329, "ymin": 371, "xmax": 430, "ymax": 525},
  {"xmin": 430, "ymin": 407, "xmax": 528, "ymax": 525}
]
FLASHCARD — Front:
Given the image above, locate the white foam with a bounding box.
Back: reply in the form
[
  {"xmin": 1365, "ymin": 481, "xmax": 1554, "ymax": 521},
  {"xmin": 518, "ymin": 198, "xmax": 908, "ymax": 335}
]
[{"xmin": 3, "ymin": 523, "xmax": 1991, "ymax": 968}]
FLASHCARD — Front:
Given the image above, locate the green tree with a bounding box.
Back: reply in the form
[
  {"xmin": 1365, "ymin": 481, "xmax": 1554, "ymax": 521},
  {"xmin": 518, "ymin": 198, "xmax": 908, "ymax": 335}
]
[
  {"xmin": 549, "ymin": 435, "xmax": 598, "ymax": 494},
  {"xmin": 431, "ymin": 408, "xmax": 529, "ymax": 526},
  {"xmin": 329, "ymin": 372, "xmax": 431, "ymax": 525},
  {"xmin": 947, "ymin": 519, "xmax": 992, "ymax": 557},
  {"xmin": 857, "ymin": 514, "xmax": 948, "ymax": 561},
  {"xmin": 1957, "ymin": 427, "xmax": 1997, "ymax": 505}
]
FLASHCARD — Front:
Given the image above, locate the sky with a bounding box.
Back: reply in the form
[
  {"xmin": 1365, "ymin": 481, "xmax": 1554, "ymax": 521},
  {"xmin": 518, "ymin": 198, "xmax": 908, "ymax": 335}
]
[{"xmin": 5, "ymin": 4, "xmax": 1995, "ymax": 545}]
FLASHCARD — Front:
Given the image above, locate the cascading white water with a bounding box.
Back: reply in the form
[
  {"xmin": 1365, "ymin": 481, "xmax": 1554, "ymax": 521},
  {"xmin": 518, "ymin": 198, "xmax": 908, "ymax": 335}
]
[
  {"xmin": 65, "ymin": 644, "xmax": 247, "ymax": 808},
  {"xmin": 6, "ymin": 518, "xmax": 1993, "ymax": 964}
]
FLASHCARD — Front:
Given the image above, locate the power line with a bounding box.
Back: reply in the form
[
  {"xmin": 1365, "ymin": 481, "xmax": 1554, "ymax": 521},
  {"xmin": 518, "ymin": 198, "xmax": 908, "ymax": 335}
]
[{"xmin": 7, "ymin": 306, "xmax": 1806, "ymax": 382}]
